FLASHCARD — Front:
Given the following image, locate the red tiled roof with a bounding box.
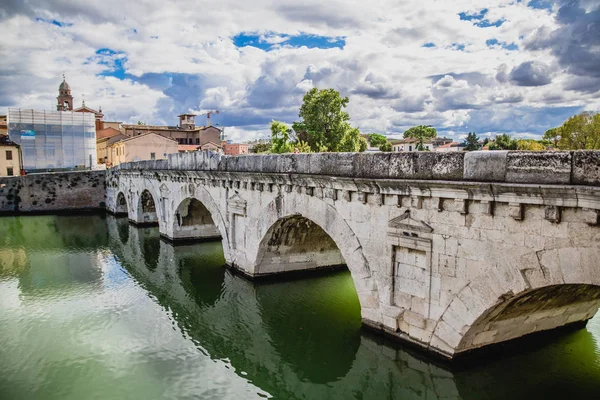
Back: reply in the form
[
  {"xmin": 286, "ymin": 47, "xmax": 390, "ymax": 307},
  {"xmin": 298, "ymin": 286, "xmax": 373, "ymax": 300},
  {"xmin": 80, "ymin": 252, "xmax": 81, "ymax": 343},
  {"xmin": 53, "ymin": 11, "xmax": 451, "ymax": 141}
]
[{"xmin": 96, "ymin": 127, "xmax": 121, "ymax": 139}]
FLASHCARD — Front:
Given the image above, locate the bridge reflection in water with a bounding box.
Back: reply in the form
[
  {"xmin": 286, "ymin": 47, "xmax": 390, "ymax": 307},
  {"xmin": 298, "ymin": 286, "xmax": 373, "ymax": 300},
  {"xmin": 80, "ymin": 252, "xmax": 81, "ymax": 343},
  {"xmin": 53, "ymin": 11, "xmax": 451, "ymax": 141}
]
[
  {"xmin": 4, "ymin": 214, "xmax": 598, "ymax": 398},
  {"xmin": 105, "ymin": 216, "xmax": 600, "ymax": 399}
]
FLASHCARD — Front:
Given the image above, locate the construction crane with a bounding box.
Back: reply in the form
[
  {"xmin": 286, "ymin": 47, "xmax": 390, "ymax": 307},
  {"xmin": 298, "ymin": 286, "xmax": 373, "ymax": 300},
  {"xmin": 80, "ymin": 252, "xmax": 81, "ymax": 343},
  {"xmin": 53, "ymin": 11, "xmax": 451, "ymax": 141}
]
[{"xmin": 199, "ymin": 110, "xmax": 220, "ymax": 126}]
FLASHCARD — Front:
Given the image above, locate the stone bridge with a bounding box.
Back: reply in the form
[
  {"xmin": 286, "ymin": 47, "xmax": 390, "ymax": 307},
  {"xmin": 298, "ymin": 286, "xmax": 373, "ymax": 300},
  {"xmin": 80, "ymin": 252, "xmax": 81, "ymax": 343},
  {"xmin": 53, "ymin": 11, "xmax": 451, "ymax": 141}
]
[{"xmin": 105, "ymin": 150, "xmax": 600, "ymax": 359}]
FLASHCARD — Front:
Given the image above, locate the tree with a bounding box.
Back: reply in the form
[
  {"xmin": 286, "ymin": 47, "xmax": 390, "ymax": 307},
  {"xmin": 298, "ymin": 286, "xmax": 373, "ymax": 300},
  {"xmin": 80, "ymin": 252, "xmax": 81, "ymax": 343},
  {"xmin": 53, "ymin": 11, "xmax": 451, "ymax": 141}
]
[
  {"xmin": 403, "ymin": 125, "xmax": 437, "ymax": 150},
  {"xmin": 137, "ymin": 121, "xmax": 146, "ymax": 125},
  {"xmin": 488, "ymin": 134, "xmax": 517, "ymax": 150},
  {"xmin": 368, "ymin": 133, "xmax": 388, "ymax": 147},
  {"xmin": 463, "ymin": 132, "xmax": 480, "ymax": 151},
  {"xmin": 338, "ymin": 127, "xmax": 364, "ymax": 152},
  {"xmin": 516, "ymin": 139, "xmax": 545, "ymax": 151},
  {"xmin": 270, "ymin": 121, "xmax": 294, "ymax": 154},
  {"xmin": 379, "ymin": 142, "xmax": 392, "ymax": 152},
  {"xmin": 253, "ymin": 142, "xmax": 272, "ymax": 153},
  {"xmin": 294, "ymin": 88, "xmax": 356, "ymax": 152},
  {"xmin": 543, "ymin": 127, "xmax": 561, "ymax": 148},
  {"xmin": 556, "ymin": 112, "xmax": 600, "ymax": 150}
]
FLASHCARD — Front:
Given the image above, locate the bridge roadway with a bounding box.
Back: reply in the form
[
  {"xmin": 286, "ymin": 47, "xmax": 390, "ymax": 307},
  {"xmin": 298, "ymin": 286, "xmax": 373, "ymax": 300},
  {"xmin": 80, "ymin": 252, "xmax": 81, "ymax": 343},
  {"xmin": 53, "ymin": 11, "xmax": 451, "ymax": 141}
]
[{"xmin": 106, "ymin": 150, "xmax": 600, "ymax": 359}]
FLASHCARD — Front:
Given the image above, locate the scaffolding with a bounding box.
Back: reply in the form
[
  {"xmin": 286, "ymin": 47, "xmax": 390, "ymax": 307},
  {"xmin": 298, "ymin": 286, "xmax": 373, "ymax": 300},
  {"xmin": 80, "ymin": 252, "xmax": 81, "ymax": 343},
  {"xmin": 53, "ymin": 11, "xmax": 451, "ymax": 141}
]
[{"xmin": 7, "ymin": 108, "xmax": 96, "ymax": 172}]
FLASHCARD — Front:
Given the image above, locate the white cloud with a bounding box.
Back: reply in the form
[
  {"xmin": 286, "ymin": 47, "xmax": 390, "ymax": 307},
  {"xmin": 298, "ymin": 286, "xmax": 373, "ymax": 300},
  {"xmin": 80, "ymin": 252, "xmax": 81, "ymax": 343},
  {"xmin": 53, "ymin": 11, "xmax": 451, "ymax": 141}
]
[{"xmin": 0, "ymin": 0, "xmax": 598, "ymax": 141}]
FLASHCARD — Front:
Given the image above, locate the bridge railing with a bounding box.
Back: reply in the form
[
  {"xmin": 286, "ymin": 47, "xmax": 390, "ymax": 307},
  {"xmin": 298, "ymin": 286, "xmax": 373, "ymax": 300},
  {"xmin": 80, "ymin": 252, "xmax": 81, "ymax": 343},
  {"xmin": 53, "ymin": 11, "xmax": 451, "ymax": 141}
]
[{"xmin": 111, "ymin": 150, "xmax": 600, "ymax": 186}]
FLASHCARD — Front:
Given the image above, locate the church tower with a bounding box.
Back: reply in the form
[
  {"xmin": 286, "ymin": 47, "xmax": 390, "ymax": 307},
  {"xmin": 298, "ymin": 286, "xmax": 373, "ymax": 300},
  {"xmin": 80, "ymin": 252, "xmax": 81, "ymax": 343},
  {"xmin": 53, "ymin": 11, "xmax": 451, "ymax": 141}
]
[{"xmin": 57, "ymin": 75, "xmax": 73, "ymax": 111}]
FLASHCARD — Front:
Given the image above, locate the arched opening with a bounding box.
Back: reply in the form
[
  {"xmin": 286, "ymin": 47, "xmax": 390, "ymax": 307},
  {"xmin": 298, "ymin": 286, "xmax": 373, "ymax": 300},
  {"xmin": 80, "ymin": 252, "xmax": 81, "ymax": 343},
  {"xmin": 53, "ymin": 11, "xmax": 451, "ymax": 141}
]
[
  {"xmin": 115, "ymin": 192, "xmax": 128, "ymax": 216},
  {"xmin": 171, "ymin": 198, "xmax": 220, "ymax": 242},
  {"xmin": 456, "ymin": 284, "xmax": 600, "ymax": 355},
  {"xmin": 255, "ymin": 214, "xmax": 346, "ymax": 276},
  {"xmin": 135, "ymin": 190, "xmax": 158, "ymax": 226}
]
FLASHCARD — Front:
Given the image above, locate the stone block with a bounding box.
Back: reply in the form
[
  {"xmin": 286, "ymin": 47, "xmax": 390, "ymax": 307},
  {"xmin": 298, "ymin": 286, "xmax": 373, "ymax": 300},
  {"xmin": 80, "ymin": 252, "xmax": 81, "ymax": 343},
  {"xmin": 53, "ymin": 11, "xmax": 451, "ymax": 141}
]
[
  {"xmin": 353, "ymin": 152, "xmax": 391, "ymax": 178},
  {"xmin": 388, "ymin": 153, "xmax": 416, "ymax": 178},
  {"xmin": 308, "ymin": 153, "xmax": 355, "ymax": 177},
  {"xmin": 464, "ymin": 151, "xmax": 508, "ymax": 182},
  {"xmin": 414, "ymin": 152, "xmax": 464, "ymax": 180},
  {"xmin": 506, "ymin": 151, "xmax": 572, "ymax": 184},
  {"xmin": 403, "ymin": 309, "xmax": 427, "ymax": 329},
  {"xmin": 572, "ymin": 151, "xmax": 600, "ymax": 186}
]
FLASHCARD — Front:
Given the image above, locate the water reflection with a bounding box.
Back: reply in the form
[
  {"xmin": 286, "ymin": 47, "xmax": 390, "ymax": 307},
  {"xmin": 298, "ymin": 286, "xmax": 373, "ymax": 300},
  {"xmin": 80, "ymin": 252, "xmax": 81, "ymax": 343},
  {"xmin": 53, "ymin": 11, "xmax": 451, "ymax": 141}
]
[{"xmin": 2, "ymin": 215, "xmax": 600, "ymax": 400}]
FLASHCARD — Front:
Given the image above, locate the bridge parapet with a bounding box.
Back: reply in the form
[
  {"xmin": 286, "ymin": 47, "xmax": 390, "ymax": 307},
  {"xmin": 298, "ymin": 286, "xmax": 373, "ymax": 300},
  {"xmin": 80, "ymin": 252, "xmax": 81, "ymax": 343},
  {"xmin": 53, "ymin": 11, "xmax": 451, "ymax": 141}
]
[{"xmin": 113, "ymin": 150, "xmax": 600, "ymax": 186}]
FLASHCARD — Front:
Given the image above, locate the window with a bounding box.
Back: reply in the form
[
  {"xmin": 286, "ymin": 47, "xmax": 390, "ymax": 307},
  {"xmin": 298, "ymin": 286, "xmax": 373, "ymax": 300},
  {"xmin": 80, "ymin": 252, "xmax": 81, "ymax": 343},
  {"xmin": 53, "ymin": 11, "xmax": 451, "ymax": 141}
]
[
  {"xmin": 409, "ymin": 145, "xmax": 412, "ymax": 151},
  {"xmin": 7, "ymin": 167, "xmax": 14, "ymax": 176},
  {"xmin": 6, "ymin": 150, "xmax": 12, "ymax": 160},
  {"xmin": 196, "ymin": 138, "xmax": 200, "ymax": 145},
  {"xmin": 150, "ymin": 152, "xmax": 156, "ymax": 160}
]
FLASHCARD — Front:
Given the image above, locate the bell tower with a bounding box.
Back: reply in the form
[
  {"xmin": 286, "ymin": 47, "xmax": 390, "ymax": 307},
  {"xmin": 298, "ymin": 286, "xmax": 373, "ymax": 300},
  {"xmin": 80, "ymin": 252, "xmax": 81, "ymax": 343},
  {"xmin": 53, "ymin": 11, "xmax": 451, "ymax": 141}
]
[{"xmin": 57, "ymin": 75, "xmax": 74, "ymax": 111}]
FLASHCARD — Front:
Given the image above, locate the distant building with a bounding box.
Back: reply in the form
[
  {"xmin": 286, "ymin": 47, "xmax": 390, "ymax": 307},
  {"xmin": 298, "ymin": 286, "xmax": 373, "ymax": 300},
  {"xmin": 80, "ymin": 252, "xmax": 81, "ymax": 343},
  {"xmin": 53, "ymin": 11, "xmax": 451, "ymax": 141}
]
[
  {"xmin": 435, "ymin": 142, "xmax": 465, "ymax": 152},
  {"xmin": 108, "ymin": 132, "xmax": 178, "ymax": 167},
  {"xmin": 122, "ymin": 114, "xmax": 222, "ymax": 152},
  {"xmin": 0, "ymin": 135, "xmax": 21, "ymax": 176},
  {"xmin": 8, "ymin": 108, "xmax": 96, "ymax": 172},
  {"xmin": 223, "ymin": 143, "xmax": 249, "ymax": 156},
  {"xmin": 390, "ymin": 137, "xmax": 454, "ymax": 152}
]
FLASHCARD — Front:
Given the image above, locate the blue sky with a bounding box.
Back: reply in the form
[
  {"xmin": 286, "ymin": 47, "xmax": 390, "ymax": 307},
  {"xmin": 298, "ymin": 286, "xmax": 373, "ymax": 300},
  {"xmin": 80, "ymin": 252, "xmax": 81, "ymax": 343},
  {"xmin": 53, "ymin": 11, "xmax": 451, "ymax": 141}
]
[{"xmin": 1, "ymin": 0, "xmax": 599, "ymax": 141}]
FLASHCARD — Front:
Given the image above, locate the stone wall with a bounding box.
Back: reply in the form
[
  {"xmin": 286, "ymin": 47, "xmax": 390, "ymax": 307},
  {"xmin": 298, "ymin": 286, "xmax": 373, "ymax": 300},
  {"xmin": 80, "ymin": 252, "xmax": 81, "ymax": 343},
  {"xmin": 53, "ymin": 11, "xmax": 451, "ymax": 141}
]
[
  {"xmin": 0, "ymin": 170, "xmax": 106, "ymax": 213},
  {"xmin": 113, "ymin": 150, "xmax": 600, "ymax": 186}
]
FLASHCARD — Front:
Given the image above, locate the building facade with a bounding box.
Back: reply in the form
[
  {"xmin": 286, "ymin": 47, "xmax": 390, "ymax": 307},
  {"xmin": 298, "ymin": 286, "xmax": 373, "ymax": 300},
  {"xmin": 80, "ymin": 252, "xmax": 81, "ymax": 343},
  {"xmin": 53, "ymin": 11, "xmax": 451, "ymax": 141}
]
[
  {"xmin": 109, "ymin": 133, "xmax": 178, "ymax": 167},
  {"xmin": 223, "ymin": 143, "xmax": 249, "ymax": 156},
  {"xmin": 122, "ymin": 114, "xmax": 221, "ymax": 152},
  {"xmin": 0, "ymin": 135, "xmax": 21, "ymax": 176},
  {"xmin": 8, "ymin": 109, "xmax": 96, "ymax": 172}
]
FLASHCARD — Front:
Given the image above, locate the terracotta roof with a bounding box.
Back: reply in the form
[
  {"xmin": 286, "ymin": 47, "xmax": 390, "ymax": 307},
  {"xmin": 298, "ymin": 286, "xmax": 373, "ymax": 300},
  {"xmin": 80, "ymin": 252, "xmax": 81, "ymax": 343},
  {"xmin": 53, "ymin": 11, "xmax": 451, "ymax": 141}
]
[
  {"xmin": 113, "ymin": 132, "xmax": 178, "ymax": 145},
  {"xmin": 106, "ymin": 134, "xmax": 129, "ymax": 146},
  {"xmin": 390, "ymin": 138, "xmax": 419, "ymax": 145},
  {"xmin": 96, "ymin": 127, "xmax": 122, "ymax": 140},
  {"xmin": 178, "ymin": 144, "xmax": 201, "ymax": 152},
  {"xmin": 437, "ymin": 142, "xmax": 462, "ymax": 149}
]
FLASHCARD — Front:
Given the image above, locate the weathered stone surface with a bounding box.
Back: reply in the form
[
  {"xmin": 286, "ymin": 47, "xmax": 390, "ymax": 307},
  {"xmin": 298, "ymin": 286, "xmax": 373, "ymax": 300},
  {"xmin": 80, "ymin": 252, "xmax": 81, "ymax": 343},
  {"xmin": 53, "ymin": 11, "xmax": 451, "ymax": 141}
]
[
  {"xmin": 572, "ymin": 151, "xmax": 600, "ymax": 186},
  {"xmin": 0, "ymin": 170, "xmax": 105, "ymax": 213},
  {"xmin": 464, "ymin": 151, "xmax": 508, "ymax": 182},
  {"xmin": 506, "ymin": 151, "xmax": 572, "ymax": 184},
  {"xmin": 414, "ymin": 152, "xmax": 464, "ymax": 180}
]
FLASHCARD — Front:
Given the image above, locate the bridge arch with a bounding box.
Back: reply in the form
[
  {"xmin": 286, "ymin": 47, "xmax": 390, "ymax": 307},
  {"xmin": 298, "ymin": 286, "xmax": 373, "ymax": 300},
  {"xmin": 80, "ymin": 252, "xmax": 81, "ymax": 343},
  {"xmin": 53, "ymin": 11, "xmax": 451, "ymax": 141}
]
[
  {"xmin": 432, "ymin": 246, "xmax": 600, "ymax": 357},
  {"xmin": 167, "ymin": 186, "xmax": 231, "ymax": 262},
  {"xmin": 172, "ymin": 198, "xmax": 221, "ymax": 241},
  {"xmin": 115, "ymin": 192, "xmax": 128, "ymax": 216},
  {"xmin": 135, "ymin": 189, "xmax": 159, "ymax": 226},
  {"xmin": 249, "ymin": 195, "xmax": 379, "ymax": 315}
]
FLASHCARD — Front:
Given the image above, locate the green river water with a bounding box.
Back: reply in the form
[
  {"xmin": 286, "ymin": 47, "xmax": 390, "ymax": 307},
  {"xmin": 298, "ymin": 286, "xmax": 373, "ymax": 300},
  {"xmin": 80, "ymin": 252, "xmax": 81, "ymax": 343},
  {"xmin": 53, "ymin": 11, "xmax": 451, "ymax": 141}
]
[{"xmin": 1, "ymin": 214, "xmax": 600, "ymax": 399}]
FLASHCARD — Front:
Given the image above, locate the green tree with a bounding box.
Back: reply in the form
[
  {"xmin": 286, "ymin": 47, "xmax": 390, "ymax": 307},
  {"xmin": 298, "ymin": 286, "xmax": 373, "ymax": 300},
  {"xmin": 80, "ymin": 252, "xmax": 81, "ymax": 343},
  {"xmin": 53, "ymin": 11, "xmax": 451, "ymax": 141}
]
[
  {"xmin": 488, "ymin": 134, "xmax": 517, "ymax": 150},
  {"xmin": 462, "ymin": 132, "xmax": 480, "ymax": 151},
  {"xmin": 543, "ymin": 127, "xmax": 561, "ymax": 148},
  {"xmin": 270, "ymin": 120, "xmax": 294, "ymax": 154},
  {"xmin": 294, "ymin": 88, "xmax": 359, "ymax": 152},
  {"xmin": 379, "ymin": 141, "xmax": 392, "ymax": 152},
  {"xmin": 368, "ymin": 133, "xmax": 388, "ymax": 147},
  {"xmin": 516, "ymin": 139, "xmax": 545, "ymax": 151},
  {"xmin": 403, "ymin": 125, "xmax": 437, "ymax": 150},
  {"xmin": 252, "ymin": 142, "xmax": 272, "ymax": 153},
  {"xmin": 556, "ymin": 112, "xmax": 600, "ymax": 150},
  {"xmin": 137, "ymin": 121, "xmax": 146, "ymax": 125},
  {"xmin": 338, "ymin": 127, "xmax": 364, "ymax": 152}
]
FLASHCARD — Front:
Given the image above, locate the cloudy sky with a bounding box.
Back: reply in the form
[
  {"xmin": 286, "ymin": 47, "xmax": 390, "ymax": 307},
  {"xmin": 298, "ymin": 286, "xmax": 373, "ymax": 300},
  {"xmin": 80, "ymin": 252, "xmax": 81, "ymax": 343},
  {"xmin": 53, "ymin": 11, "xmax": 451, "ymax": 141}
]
[{"xmin": 0, "ymin": 0, "xmax": 599, "ymax": 142}]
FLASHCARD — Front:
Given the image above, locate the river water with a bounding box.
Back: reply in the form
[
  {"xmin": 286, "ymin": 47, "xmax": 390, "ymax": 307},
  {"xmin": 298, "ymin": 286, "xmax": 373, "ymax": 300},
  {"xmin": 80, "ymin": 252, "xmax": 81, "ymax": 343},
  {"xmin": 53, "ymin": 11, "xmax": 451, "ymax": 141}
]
[{"xmin": 1, "ymin": 214, "xmax": 599, "ymax": 399}]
